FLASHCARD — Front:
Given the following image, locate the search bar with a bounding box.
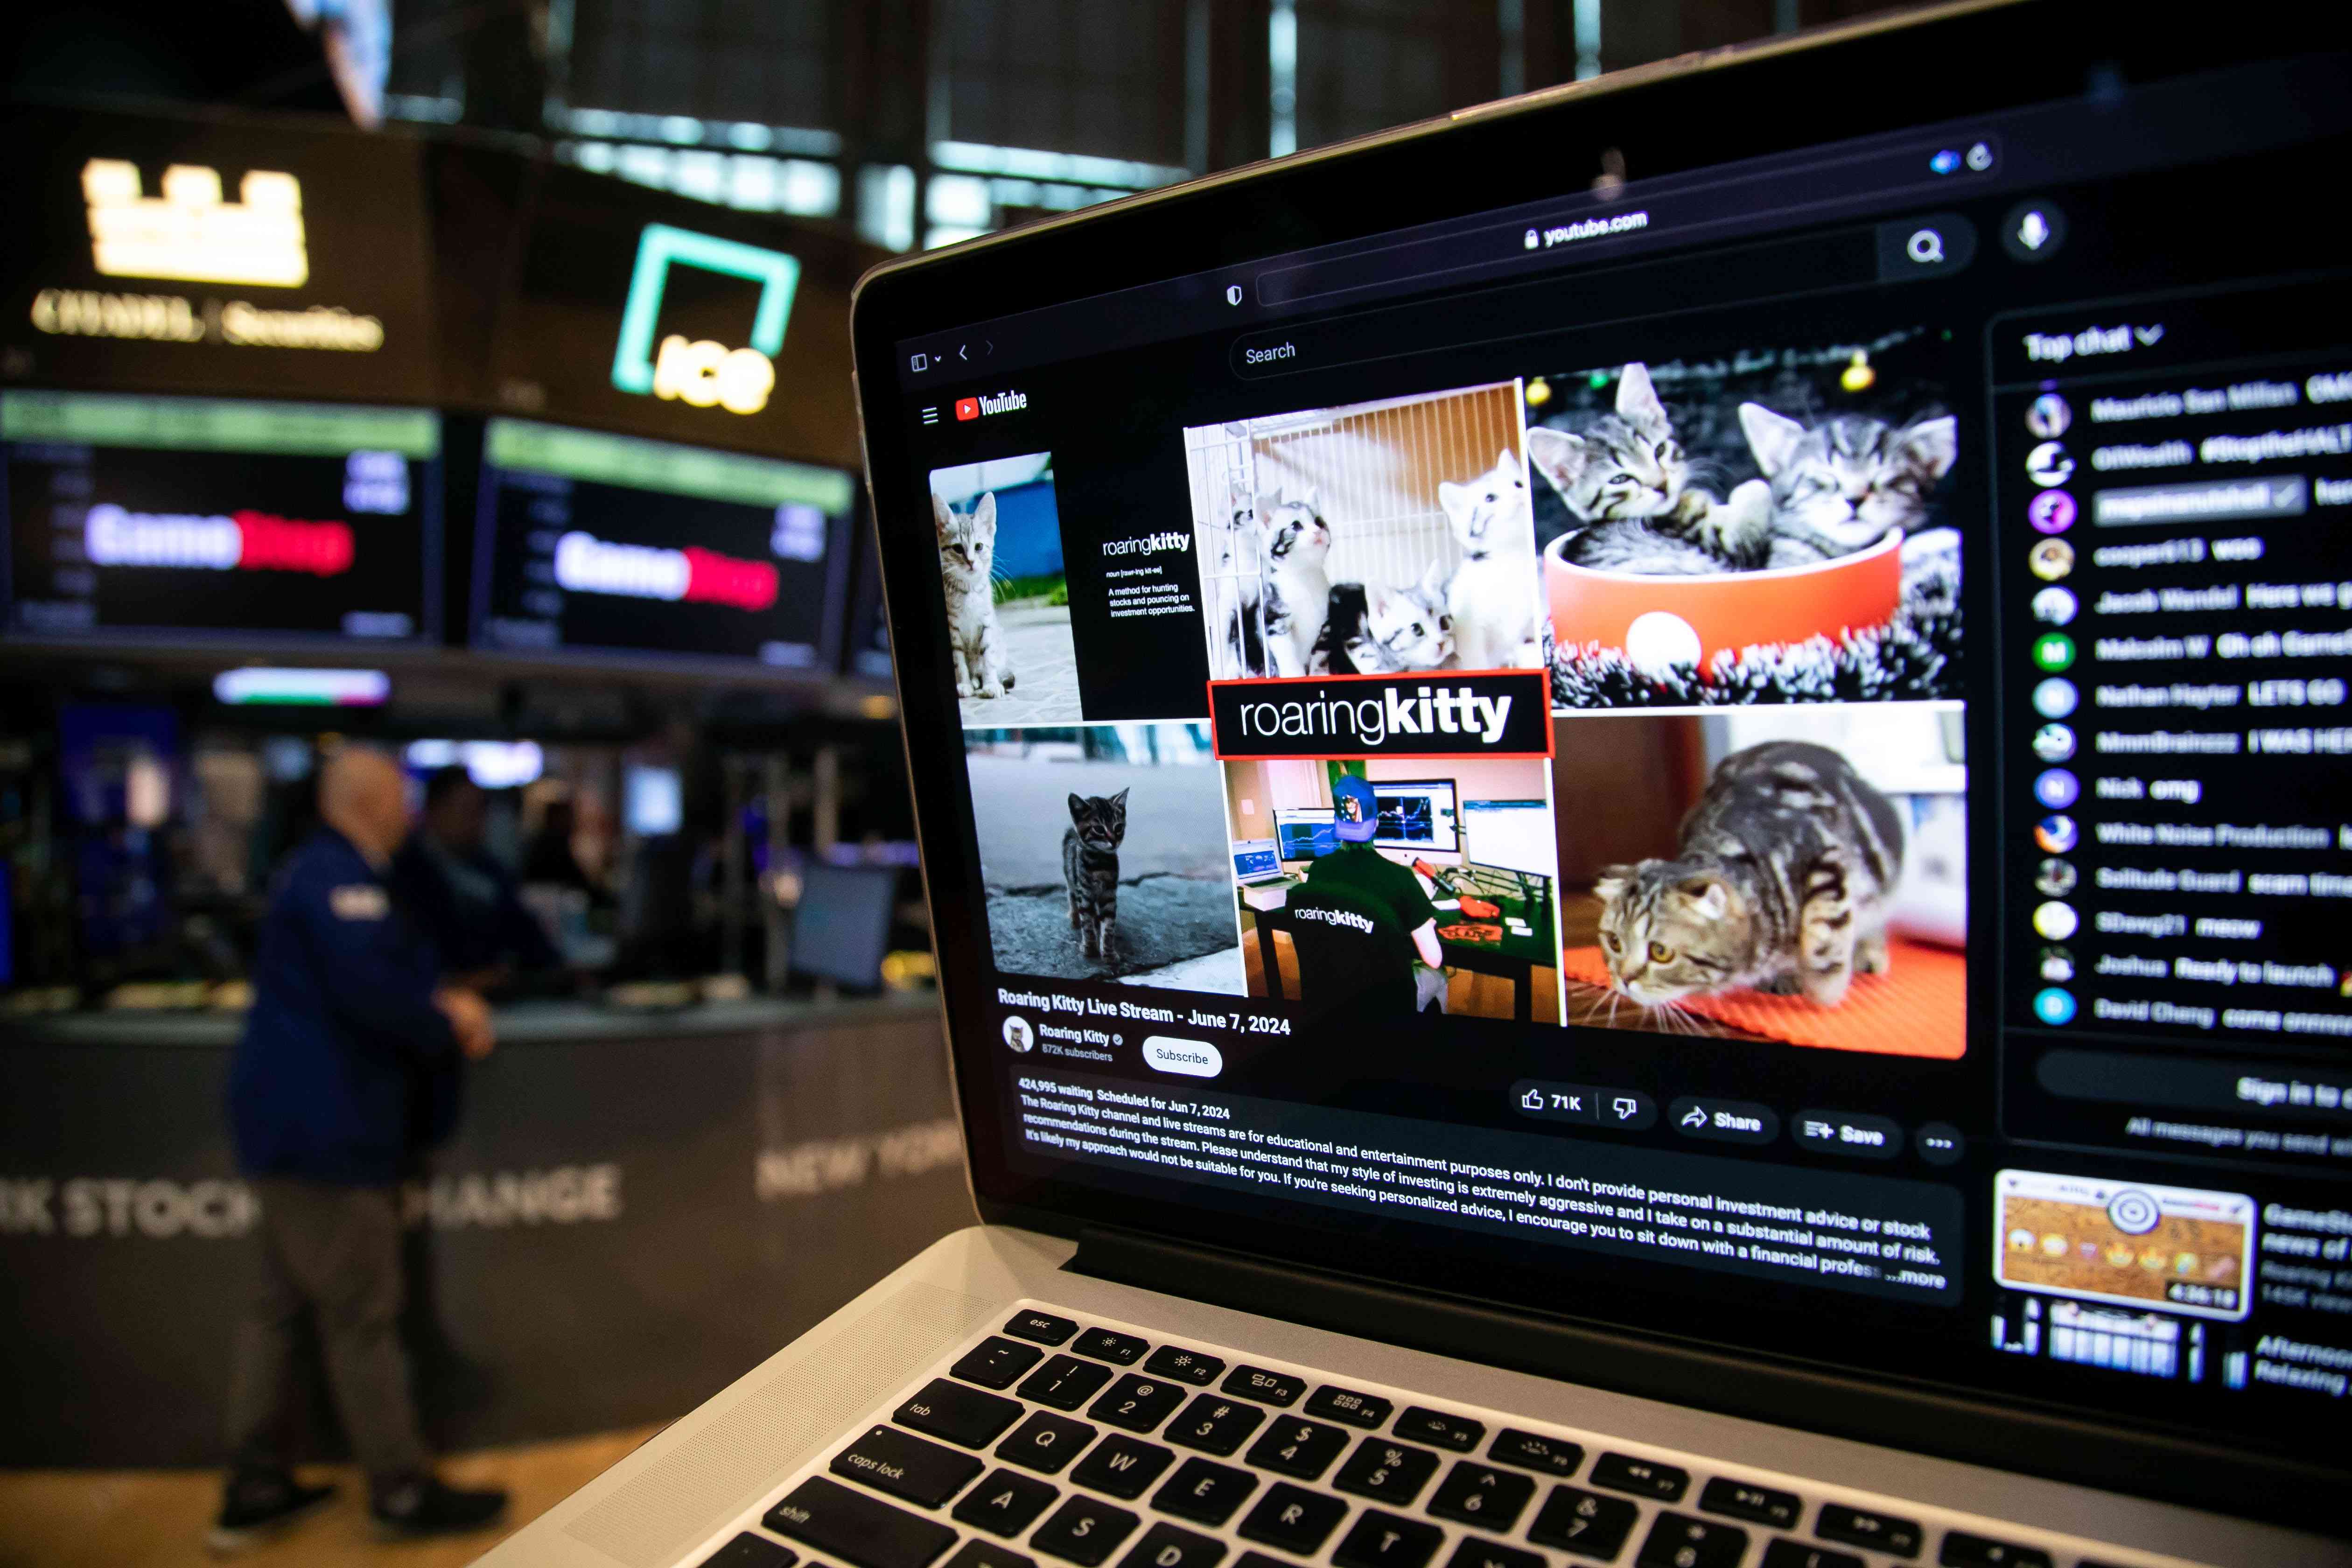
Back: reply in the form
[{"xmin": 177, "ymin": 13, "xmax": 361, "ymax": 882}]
[
  {"xmin": 1231, "ymin": 215, "xmax": 1975, "ymax": 380},
  {"xmin": 1256, "ymin": 136, "xmax": 1998, "ymax": 308}
]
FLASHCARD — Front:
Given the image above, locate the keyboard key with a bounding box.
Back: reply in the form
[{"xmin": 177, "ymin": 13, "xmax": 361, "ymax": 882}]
[
  {"xmin": 1761, "ymin": 1542, "xmax": 1862, "ymax": 1568},
  {"xmin": 1589, "ymin": 1453, "xmax": 1688, "ymax": 1502},
  {"xmin": 1485, "ymin": 1429, "xmax": 1583, "ymax": 1477},
  {"xmin": 1165, "ymin": 1394, "xmax": 1267, "ymax": 1456},
  {"xmin": 1154, "ymin": 1457, "xmax": 1259, "ymax": 1526},
  {"xmin": 1237, "ymin": 1555, "xmax": 1296, "ymax": 1568},
  {"xmin": 1243, "ymin": 1416, "xmax": 1351, "ymax": 1480},
  {"xmin": 1030, "ymin": 1495, "xmax": 1140, "ymax": 1567},
  {"xmin": 1090, "ymin": 1375, "xmax": 1190, "ymax": 1433},
  {"xmin": 1144, "ymin": 1346, "xmax": 1225, "ymax": 1386},
  {"xmin": 1332, "ymin": 1508, "xmax": 1443, "ymax": 1568},
  {"xmin": 832, "ymin": 1425, "xmax": 985, "ymax": 1506},
  {"xmin": 998, "ymin": 1411, "xmax": 1099, "ymax": 1475},
  {"xmin": 1528, "ymin": 1485, "xmax": 1640, "ymax": 1561},
  {"xmin": 1427, "ymin": 1462, "xmax": 1535, "ymax": 1532},
  {"xmin": 896, "ymin": 1380, "xmax": 1024, "ymax": 1448},
  {"xmin": 1332, "ymin": 1438, "xmax": 1440, "ymax": 1506},
  {"xmin": 1072, "ymin": 1328, "xmax": 1150, "ymax": 1365},
  {"xmin": 699, "ymin": 1534, "xmax": 798, "ymax": 1568},
  {"xmin": 1636, "ymin": 1513, "xmax": 1746, "ymax": 1568},
  {"xmin": 1237, "ymin": 1482, "xmax": 1349, "ymax": 1554},
  {"xmin": 1006, "ymin": 1311, "xmax": 1080, "ymax": 1346},
  {"xmin": 1069, "ymin": 1435, "xmax": 1174, "ymax": 1499},
  {"xmin": 1116, "ymin": 1521, "xmax": 1227, "ymax": 1568},
  {"xmin": 1303, "ymin": 1386, "xmax": 1393, "ymax": 1428},
  {"xmin": 1698, "ymin": 1477, "xmax": 1800, "ymax": 1530},
  {"xmin": 1022, "ymin": 1356, "xmax": 1117, "ymax": 1411},
  {"xmin": 764, "ymin": 1477, "xmax": 958, "ymax": 1568},
  {"xmin": 1221, "ymin": 1365, "xmax": 1306, "ymax": 1406},
  {"xmin": 1443, "ymin": 1540, "xmax": 1543, "ymax": 1568},
  {"xmin": 947, "ymin": 1541, "xmax": 1039, "ymax": 1568},
  {"xmin": 954, "ymin": 1470, "xmax": 1061, "ymax": 1537},
  {"xmin": 953, "ymin": 1337, "xmax": 1046, "ymax": 1390},
  {"xmin": 1815, "ymin": 1504, "xmax": 1922, "ymax": 1558},
  {"xmin": 1394, "ymin": 1408, "xmax": 1484, "ymax": 1452},
  {"xmin": 1938, "ymin": 1532, "xmax": 2052, "ymax": 1568}
]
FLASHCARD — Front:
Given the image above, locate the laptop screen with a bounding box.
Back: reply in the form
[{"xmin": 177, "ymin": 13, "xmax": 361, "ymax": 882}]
[
  {"xmin": 861, "ymin": 16, "xmax": 2352, "ymax": 1463},
  {"xmin": 1232, "ymin": 840, "xmax": 1281, "ymax": 883}
]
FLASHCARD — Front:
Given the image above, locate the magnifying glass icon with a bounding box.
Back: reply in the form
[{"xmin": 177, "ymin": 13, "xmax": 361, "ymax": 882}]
[{"xmin": 1907, "ymin": 228, "xmax": 1946, "ymax": 265}]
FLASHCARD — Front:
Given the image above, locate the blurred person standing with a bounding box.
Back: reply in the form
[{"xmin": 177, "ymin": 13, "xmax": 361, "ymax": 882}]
[
  {"xmin": 211, "ymin": 747, "xmax": 508, "ymax": 1551},
  {"xmin": 393, "ymin": 765, "xmax": 560, "ymax": 992}
]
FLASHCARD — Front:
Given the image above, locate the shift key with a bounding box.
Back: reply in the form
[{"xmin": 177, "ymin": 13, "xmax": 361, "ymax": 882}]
[
  {"xmin": 766, "ymin": 1476, "xmax": 959, "ymax": 1568},
  {"xmin": 831, "ymin": 1424, "xmax": 985, "ymax": 1506},
  {"xmin": 897, "ymin": 1379, "xmax": 1024, "ymax": 1448}
]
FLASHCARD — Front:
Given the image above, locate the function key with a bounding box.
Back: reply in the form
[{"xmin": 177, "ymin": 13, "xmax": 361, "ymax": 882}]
[
  {"xmin": 1072, "ymin": 1328, "xmax": 1149, "ymax": 1365},
  {"xmin": 1526, "ymin": 1485, "xmax": 1638, "ymax": 1560},
  {"xmin": 1427, "ymin": 1461, "xmax": 1536, "ymax": 1532},
  {"xmin": 895, "ymin": 1379, "xmax": 1023, "ymax": 1449},
  {"xmin": 1815, "ymin": 1504, "xmax": 1921, "ymax": 1559},
  {"xmin": 1394, "ymin": 1407, "xmax": 1484, "ymax": 1452},
  {"xmin": 1487, "ymin": 1428, "xmax": 1583, "ymax": 1477},
  {"xmin": 698, "ymin": 1534, "xmax": 798, "ymax": 1568},
  {"xmin": 1006, "ymin": 1311, "xmax": 1081, "ymax": 1346},
  {"xmin": 1762, "ymin": 1543, "xmax": 1862, "ymax": 1568},
  {"xmin": 1144, "ymin": 1345, "xmax": 1226, "ymax": 1386},
  {"xmin": 1589, "ymin": 1452, "xmax": 1688, "ymax": 1502},
  {"xmin": 1937, "ymin": 1532, "xmax": 2053, "ymax": 1568},
  {"xmin": 832, "ymin": 1424, "xmax": 984, "ymax": 1506},
  {"xmin": 763, "ymin": 1476, "xmax": 957, "ymax": 1568},
  {"xmin": 1304, "ymin": 1385, "xmax": 1393, "ymax": 1428},
  {"xmin": 953, "ymin": 1469, "xmax": 1061, "ymax": 1537},
  {"xmin": 1020, "ymin": 1355, "xmax": 1116, "ymax": 1411},
  {"xmin": 1332, "ymin": 1437, "xmax": 1440, "ymax": 1506},
  {"xmin": 1636, "ymin": 1513, "xmax": 1746, "ymax": 1568},
  {"xmin": 1165, "ymin": 1393, "xmax": 1267, "ymax": 1456},
  {"xmin": 1332, "ymin": 1507, "xmax": 1444, "ymax": 1568},
  {"xmin": 1221, "ymin": 1365, "xmax": 1306, "ymax": 1406},
  {"xmin": 1698, "ymin": 1477, "xmax": 1801, "ymax": 1530},
  {"xmin": 952, "ymin": 1337, "xmax": 1045, "ymax": 1390},
  {"xmin": 1089, "ymin": 1374, "xmax": 1190, "ymax": 1433}
]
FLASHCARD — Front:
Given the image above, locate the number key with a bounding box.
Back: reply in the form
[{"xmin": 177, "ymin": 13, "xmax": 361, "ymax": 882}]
[
  {"xmin": 1243, "ymin": 1416, "xmax": 1350, "ymax": 1480},
  {"xmin": 1427, "ymin": 1462, "xmax": 1535, "ymax": 1533},
  {"xmin": 1165, "ymin": 1395, "xmax": 1267, "ymax": 1456},
  {"xmin": 1528, "ymin": 1485, "xmax": 1640, "ymax": 1561},
  {"xmin": 1089, "ymin": 1374, "xmax": 1188, "ymax": 1433},
  {"xmin": 1332, "ymin": 1437, "xmax": 1440, "ymax": 1506},
  {"xmin": 1021, "ymin": 1355, "xmax": 1116, "ymax": 1411},
  {"xmin": 1635, "ymin": 1512, "xmax": 1746, "ymax": 1568}
]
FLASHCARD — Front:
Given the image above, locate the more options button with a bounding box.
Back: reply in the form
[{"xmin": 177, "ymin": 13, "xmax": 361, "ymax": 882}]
[
  {"xmin": 1792, "ymin": 1109, "xmax": 1904, "ymax": 1160},
  {"xmin": 1142, "ymin": 1036, "xmax": 1223, "ymax": 1078},
  {"xmin": 1669, "ymin": 1097, "xmax": 1780, "ymax": 1145}
]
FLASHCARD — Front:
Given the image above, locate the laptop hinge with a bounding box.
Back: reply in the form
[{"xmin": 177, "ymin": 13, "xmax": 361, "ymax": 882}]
[{"xmin": 1064, "ymin": 1224, "xmax": 2332, "ymax": 1534}]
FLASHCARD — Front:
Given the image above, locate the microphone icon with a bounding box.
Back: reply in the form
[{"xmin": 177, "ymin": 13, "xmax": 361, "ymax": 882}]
[
  {"xmin": 2017, "ymin": 210, "xmax": 2051, "ymax": 251},
  {"xmin": 2002, "ymin": 201, "xmax": 2065, "ymax": 262}
]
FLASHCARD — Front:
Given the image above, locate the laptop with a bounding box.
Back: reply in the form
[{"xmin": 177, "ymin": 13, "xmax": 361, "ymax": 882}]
[
  {"xmin": 484, "ymin": 6, "xmax": 2352, "ymax": 1566},
  {"xmin": 1234, "ymin": 840, "xmax": 1289, "ymax": 888}
]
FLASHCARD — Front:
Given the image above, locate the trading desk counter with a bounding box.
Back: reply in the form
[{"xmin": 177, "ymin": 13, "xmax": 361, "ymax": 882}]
[{"xmin": 0, "ymin": 993, "xmax": 972, "ymax": 1466}]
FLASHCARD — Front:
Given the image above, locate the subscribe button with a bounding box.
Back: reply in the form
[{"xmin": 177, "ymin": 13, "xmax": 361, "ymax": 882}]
[{"xmin": 1143, "ymin": 1036, "xmax": 1223, "ymax": 1078}]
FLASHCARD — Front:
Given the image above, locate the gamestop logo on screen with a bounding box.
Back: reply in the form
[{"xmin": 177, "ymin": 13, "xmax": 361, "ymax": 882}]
[
  {"xmin": 84, "ymin": 503, "xmax": 353, "ymax": 575},
  {"xmin": 552, "ymin": 531, "xmax": 777, "ymax": 611}
]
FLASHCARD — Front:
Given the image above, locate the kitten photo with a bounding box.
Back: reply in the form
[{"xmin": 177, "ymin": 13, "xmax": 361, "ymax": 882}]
[
  {"xmin": 1313, "ymin": 565, "xmax": 1452, "ymax": 674},
  {"xmin": 1062, "ymin": 788, "xmax": 1129, "ymax": 962},
  {"xmin": 1737, "ymin": 406, "xmax": 1959, "ymax": 567},
  {"xmin": 934, "ymin": 491, "xmax": 1014, "ymax": 698},
  {"xmin": 1257, "ymin": 488, "xmax": 1331, "ymax": 678},
  {"xmin": 1209, "ymin": 478, "xmax": 1267, "ymax": 679},
  {"xmin": 1593, "ymin": 741, "xmax": 1905, "ymax": 1009},
  {"xmin": 1437, "ymin": 447, "xmax": 1544, "ymax": 668}
]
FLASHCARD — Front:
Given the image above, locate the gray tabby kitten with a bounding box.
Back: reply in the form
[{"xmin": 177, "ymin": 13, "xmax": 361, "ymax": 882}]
[
  {"xmin": 1257, "ymin": 489, "xmax": 1332, "ymax": 678},
  {"xmin": 1210, "ymin": 478, "xmax": 1267, "ymax": 679},
  {"xmin": 934, "ymin": 491, "xmax": 1014, "ymax": 698},
  {"xmin": 1594, "ymin": 742, "xmax": 1904, "ymax": 1009},
  {"xmin": 1311, "ymin": 564, "xmax": 1452, "ymax": 673},
  {"xmin": 1526, "ymin": 362, "xmax": 1771, "ymax": 575},
  {"xmin": 1738, "ymin": 405, "xmax": 1959, "ymax": 567},
  {"xmin": 1063, "ymin": 788, "xmax": 1129, "ymax": 962}
]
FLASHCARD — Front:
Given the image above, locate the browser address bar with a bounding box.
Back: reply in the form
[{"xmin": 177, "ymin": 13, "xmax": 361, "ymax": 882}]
[{"xmin": 1255, "ymin": 134, "xmax": 1999, "ymax": 308}]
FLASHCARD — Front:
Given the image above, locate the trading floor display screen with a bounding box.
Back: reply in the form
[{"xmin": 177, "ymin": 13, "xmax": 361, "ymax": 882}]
[
  {"xmin": 471, "ymin": 418, "xmax": 853, "ymax": 672},
  {"xmin": 1, "ymin": 390, "xmax": 439, "ymax": 645}
]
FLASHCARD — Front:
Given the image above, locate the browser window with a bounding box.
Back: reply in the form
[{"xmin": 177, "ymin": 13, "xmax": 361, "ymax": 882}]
[{"xmin": 884, "ymin": 51, "xmax": 2352, "ymax": 1449}]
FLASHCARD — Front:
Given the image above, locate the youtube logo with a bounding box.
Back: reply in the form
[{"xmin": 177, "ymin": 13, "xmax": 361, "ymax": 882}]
[{"xmin": 955, "ymin": 397, "xmax": 979, "ymax": 421}]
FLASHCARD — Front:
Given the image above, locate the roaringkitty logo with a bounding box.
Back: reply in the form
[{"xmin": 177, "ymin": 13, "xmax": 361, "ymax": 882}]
[{"xmin": 1207, "ymin": 669, "xmax": 1552, "ymax": 761}]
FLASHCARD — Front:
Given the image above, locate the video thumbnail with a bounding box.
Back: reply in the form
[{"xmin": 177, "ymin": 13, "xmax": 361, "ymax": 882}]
[
  {"xmin": 1551, "ymin": 703, "xmax": 1966, "ymax": 1057},
  {"xmin": 1995, "ymin": 1170, "xmax": 2254, "ymax": 1322},
  {"xmin": 1523, "ymin": 334, "xmax": 1962, "ymax": 709},
  {"xmin": 1183, "ymin": 381, "xmax": 1547, "ymax": 681},
  {"xmin": 1223, "ymin": 755, "xmax": 1560, "ymax": 1023},
  {"xmin": 932, "ymin": 454, "xmax": 1078, "ymax": 723},
  {"xmin": 965, "ymin": 723, "xmax": 1242, "ymax": 993}
]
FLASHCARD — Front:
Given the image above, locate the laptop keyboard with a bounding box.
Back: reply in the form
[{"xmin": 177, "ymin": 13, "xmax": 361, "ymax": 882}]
[{"xmin": 694, "ymin": 1303, "xmax": 2175, "ymax": 1568}]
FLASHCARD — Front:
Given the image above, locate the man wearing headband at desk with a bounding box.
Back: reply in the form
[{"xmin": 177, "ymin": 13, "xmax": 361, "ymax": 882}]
[{"xmin": 1303, "ymin": 773, "xmax": 1450, "ymax": 1013}]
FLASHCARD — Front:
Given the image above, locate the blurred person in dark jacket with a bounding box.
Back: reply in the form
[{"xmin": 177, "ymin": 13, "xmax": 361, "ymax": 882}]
[
  {"xmin": 392, "ymin": 765, "xmax": 559, "ymax": 991},
  {"xmin": 211, "ymin": 747, "xmax": 507, "ymax": 1550}
]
